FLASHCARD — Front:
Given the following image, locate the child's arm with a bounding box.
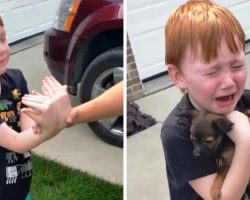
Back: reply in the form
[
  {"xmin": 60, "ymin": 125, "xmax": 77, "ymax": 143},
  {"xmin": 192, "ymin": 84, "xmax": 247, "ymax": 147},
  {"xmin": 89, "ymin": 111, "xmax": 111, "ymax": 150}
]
[
  {"xmin": 189, "ymin": 111, "xmax": 250, "ymax": 200},
  {"xmin": 0, "ymin": 93, "xmax": 69, "ymax": 154},
  {"xmin": 0, "ymin": 117, "xmax": 55, "ymax": 154}
]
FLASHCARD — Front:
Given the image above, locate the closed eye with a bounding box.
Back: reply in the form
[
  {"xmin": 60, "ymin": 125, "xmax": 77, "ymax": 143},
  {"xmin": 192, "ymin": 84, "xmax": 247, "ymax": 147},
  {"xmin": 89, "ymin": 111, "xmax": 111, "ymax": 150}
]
[
  {"xmin": 204, "ymin": 71, "xmax": 217, "ymax": 76},
  {"xmin": 232, "ymin": 65, "xmax": 244, "ymax": 70}
]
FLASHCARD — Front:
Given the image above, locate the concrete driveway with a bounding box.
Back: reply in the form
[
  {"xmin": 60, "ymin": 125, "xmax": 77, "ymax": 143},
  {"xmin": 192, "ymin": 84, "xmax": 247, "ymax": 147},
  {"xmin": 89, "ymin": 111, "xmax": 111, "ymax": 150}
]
[{"xmin": 9, "ymin": 35, "xmax": 123, "ymax": 185}]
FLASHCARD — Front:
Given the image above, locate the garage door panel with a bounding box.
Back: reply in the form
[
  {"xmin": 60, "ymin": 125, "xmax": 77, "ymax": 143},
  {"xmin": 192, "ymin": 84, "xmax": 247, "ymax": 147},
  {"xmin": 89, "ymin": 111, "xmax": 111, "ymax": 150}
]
[
  {"xmin": 131, "ymin": 28, "xmax": 165, "ymax": 79},
  {"xmin": 0, "ymin": 2, "xmax": 10, "ymax": 12},
  {"xmin": 128, "ymin": 0, "xmax": 250, "ymax": 80},
  {"xmin": 128, "ymin": 0, "xmax": 186, "ymax": 79},
  {"xmin": 1, "ymin": 0, "xmax": 60, "ymax": 43},
  {"xmin": 35, "ymin": 0, "xmax": 59, "ymax": 31},
  {"xmin": 128, "ymin": 2, "xmax": 179, "ymax": 34},
  {"xmin": 141, "ymin": 63, "xmax": 166, "ymax": 80},
  {"xmin": 216, "ymin": 0, "xmax": 248, "ymax": 7},
  {"xmin": 9, "ymin": 0, "xmax": 32, "ymax": 7},
  {"xmin": 226, "ymin": 1, "xmax": 250, "ymax": 40},
  {"xmin": 9, "ymin": 2, "xmax": 36, "ymax": 42},
  {"xmin": 128, "ymin": 0, "xmax": 169, "ymax": 13}
]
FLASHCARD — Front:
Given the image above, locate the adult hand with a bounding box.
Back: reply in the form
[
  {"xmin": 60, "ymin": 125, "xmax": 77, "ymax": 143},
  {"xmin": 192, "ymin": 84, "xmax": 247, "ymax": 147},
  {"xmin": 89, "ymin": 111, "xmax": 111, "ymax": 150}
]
[
  {"xmin": 226, "ymin": 110, "xmax": 250, "ymax": 144},
  {"xmin": 41, "ymin": 76, "xmax": 72, "ymax": 129},
  {"xmin": 22, "ymin": 76, "xmax": 72, "ymax": 134}
]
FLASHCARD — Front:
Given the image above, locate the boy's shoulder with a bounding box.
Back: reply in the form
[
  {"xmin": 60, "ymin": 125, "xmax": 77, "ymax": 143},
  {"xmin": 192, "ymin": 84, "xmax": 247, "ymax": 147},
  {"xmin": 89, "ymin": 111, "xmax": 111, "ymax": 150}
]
[
  {"xmin": 4, "ymin": 68, "xmax": 23, "ymax": 78},
  {"xmin": 2, "ymin": 68, "xmax": 26, "ymax": 85},
  {"xmin": 1, "ymin": 68, "xmax": 28, "ymax": 95},
  {"xmin": 241, "ymin": 89, "xmax": 250, "ymax": 99},
  {"xmin": 161, "ymin": 94, "xmax": 193, "ymax": 140},
  {"xmin": 237, "ymin": 89, "xmax": 250, "ymax": 111},
  {"xmin": 162, "ymin": 93, "xmax": 193, "ymax": 127}
]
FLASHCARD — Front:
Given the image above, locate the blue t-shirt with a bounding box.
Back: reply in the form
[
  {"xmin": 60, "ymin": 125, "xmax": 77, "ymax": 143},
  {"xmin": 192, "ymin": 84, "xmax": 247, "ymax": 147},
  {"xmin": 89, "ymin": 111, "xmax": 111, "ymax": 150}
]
[
  {"xmin": 161, "ymin": 90, "xmax": 250, "ymax": 200},
  {"xmin": 0, "ymin": 69, "xmax": 32, "ymax": 200}
]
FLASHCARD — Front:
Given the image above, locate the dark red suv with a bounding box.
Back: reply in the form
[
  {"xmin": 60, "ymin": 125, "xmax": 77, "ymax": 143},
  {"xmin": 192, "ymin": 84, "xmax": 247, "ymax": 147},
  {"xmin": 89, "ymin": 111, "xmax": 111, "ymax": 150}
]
[{"xmin": 43, "ymin": 0, "xmax": 123, "ymax": 147}]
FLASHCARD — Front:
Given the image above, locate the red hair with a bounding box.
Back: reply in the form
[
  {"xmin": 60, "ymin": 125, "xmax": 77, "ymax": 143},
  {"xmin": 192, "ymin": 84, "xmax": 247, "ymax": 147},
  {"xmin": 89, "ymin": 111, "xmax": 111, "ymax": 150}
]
[
  {"xmin": 165, "ymin": 0, "xmax": 245, "ymax": 68},
  {"xmin": 0, "ymin": 17, "xmax": 3, "ymax": 27}
]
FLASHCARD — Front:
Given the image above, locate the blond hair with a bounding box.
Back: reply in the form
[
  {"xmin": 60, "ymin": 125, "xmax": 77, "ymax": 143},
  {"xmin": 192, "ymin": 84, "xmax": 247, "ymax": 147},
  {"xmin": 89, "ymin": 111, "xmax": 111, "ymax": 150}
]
[{"xmin": 165, "ymin": 0, "xmax": 245, "ymax": 68}]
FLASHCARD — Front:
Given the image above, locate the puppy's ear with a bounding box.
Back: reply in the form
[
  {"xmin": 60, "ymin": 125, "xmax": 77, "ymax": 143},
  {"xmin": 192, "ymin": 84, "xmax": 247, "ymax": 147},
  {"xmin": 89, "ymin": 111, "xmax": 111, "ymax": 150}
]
[
  {"xmin": 178, "ymin": 109, "xmax": 199, "ymax": 119},
  {"xmin": 243, "ymin": 109, "xmax": 250, "ymax": 118},
  {"xmin": 212, "ymin": 118, "xmax": 233, "ymax": 135}
]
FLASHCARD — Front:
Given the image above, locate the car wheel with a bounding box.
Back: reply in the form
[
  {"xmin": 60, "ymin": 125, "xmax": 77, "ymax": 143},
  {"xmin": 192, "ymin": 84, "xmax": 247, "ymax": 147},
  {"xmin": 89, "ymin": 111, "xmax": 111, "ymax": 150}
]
[{"xmin": 79, "ymin": 48, "xmax": 123, "ymax": 147}]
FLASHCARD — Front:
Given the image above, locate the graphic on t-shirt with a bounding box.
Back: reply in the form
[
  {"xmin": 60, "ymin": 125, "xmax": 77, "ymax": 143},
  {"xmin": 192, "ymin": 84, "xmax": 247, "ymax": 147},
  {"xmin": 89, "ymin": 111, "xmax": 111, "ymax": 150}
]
[
  {"xmin": 11, "ymin": 89, "xmax": 21, "ymax": 100},
  {"xmin": 0, "ymin": 99, "xmax": 19, "ymax": 123},
  {"xmin": 6, "ymin": 152, "xmax": 18, "ymax": 164},
  {"xmin": 0, "ymin": 100, "xmax": 12, "ymax": 111},
  {"xmin": 7, "ymin": 111, "xmax": 16, "ymax": 123},
  {"xmin": 0, "ymin": 111, "xmax": 7, "ymax": 122},
  {"xmin": 20, "ymin": 161, "xmax": 32, "ymax": 179},
  {"xmin": 5, "ymin": 161, "xmax": 32, "ymax": 184},
  {"xmin": 16, "ymin": 101, "xmax": 21, "ymax": 115},
  {"xmin": 6, "ymin": 166, "xmax": 18, "ymax": 184},
  {"xmin": 23, "ymin": 152, "xmax": 31, "ymax": 159},
  {"xmin": 5, "ymin": 151, "xmax": 32, "ymax": 184}
]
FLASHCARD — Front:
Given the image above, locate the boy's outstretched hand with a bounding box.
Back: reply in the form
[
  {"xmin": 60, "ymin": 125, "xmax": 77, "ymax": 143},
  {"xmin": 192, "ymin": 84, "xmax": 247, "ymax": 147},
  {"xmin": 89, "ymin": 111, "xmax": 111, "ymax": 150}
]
[{"xmin": 21, "ymin": 76, "xmax": 72, "ymax": 135}]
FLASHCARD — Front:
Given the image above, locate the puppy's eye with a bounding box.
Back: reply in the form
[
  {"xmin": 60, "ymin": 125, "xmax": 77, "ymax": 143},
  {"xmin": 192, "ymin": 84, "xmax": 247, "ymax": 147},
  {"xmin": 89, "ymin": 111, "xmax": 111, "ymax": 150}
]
[
  {"xmin": 204, "ymin": 136, "xmax": 215, "ymax": 144},
  {"xmin": 205, "ymin": 140, "xmax": 213, "ymax": 144},
  {"xmin": 190, "ymin": 136, "xmax": 196, "ymax": 142}
]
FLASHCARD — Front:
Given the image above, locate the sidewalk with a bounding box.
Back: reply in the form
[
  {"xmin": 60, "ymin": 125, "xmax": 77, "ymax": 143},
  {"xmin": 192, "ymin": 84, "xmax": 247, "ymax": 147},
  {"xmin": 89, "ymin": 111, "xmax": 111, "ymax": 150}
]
[
  {"xmin": 127, "ymin": 86, "xmax": 181, "ymax": 200},
  {"xmin": 127, "ymin": 43, "xmax": 250, "ymax": 200}
]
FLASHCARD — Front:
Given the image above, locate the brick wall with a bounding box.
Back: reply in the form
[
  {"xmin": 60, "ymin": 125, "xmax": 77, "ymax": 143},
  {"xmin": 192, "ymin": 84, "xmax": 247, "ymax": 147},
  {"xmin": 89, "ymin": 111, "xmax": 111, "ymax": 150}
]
[{"xmin": 127, "ymin": 34, "xmax": 144, "ymax": 101}]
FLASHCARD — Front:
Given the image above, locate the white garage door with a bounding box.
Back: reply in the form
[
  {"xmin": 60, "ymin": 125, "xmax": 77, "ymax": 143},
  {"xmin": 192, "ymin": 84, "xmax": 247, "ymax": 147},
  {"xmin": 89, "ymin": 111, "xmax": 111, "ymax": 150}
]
[
  {"xmin": 127, "ymin": 0, "xmax": 250, "ymax": 80},
  {"xmin": 0, "ymin": 0, "xmax": 60, "ymax": 43}
]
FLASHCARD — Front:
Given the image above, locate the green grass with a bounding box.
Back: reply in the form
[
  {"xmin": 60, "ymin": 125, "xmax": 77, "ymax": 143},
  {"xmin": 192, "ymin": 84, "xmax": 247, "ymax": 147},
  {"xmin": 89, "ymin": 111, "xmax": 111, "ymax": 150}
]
[{"xmin": 30, "ymin": 154, "xmax": 123, "ymax": 200}]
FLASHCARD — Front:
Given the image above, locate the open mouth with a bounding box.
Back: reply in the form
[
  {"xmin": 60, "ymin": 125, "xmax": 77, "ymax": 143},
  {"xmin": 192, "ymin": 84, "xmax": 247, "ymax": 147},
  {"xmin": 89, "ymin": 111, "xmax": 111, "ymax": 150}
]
[
  {"xmin": 216, "ymin": 94, "xmax": 235, "ymax": 104},
  {"xmin": 0, "ymin": 59, "xmax": 6, "ymax": 65}
]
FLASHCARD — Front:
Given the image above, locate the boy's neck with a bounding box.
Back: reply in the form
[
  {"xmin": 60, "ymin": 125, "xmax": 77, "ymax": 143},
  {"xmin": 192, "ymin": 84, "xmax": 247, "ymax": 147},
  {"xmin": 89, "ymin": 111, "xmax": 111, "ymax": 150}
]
[{"xmin": 188, "ymin": 95, "xmax": 203, "ymax": 112}]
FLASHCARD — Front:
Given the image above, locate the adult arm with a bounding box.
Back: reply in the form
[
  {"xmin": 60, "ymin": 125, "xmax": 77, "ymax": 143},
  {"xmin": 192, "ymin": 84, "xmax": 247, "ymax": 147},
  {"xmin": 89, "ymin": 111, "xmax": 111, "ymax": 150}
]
[
  {"xmin": 22, "ymin": 76, "xmax": 123, "ymax": 127},
  {"xmin": 67, "ymin": 80, "xmax": 123, "ymax": 125}
]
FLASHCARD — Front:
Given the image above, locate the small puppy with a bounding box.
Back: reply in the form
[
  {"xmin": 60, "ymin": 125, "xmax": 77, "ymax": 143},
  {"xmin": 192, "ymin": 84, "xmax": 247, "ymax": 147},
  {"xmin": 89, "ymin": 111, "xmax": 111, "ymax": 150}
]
[{"xmin": 180, "ymin": 110, "xmax": 236, "ymax": 200}]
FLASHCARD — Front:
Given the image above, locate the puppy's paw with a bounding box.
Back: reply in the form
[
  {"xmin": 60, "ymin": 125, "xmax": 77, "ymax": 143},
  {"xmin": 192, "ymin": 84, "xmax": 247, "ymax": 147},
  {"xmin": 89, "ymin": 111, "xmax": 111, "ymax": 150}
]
[{"xmin": 211, "ymin": 186, "xmax": 221, "ymax": 200}]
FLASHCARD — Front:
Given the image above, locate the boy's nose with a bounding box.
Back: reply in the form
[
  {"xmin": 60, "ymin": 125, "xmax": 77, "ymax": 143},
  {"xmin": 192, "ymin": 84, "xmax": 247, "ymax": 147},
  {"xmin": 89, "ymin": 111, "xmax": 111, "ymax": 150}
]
[
  {"xmin": 0, "ymin": 42, "xmax": 6, "ymax": 52},
  {"xmin": 0, "ymin": 42, "xmax": 8, "ymax": 56},
  {"xmin": 220, "ymin": 72, "xmax": 235, "ymax": 89}
]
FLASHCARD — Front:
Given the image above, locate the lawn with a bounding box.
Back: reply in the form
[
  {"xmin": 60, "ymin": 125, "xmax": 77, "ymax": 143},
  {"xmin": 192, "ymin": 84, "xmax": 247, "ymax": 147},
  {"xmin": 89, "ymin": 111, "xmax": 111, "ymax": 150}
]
[{"xmin": 31, "ymin": 153, "xmax": 123, "ymax": 200}]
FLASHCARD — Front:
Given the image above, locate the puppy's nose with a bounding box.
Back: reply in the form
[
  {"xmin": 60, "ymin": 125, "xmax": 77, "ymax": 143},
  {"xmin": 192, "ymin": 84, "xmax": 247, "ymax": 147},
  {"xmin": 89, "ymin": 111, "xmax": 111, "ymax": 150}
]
[{"xmin": 193, "ymin": 149, "xmax": 201, "ymax": 158}]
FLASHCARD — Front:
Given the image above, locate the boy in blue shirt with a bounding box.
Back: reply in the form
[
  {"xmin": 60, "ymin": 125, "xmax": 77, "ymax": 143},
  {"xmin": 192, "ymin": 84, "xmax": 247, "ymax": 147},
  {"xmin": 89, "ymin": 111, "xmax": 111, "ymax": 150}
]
[{"xmin": 0, "ymin": 16, "xmax": 69, "ymax": 200}]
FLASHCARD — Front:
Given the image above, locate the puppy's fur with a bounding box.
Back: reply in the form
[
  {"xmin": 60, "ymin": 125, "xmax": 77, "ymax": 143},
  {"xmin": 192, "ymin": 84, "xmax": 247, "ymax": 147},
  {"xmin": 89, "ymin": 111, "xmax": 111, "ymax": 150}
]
[{"xmin": 180, "ymin": 110, "xmax": 241, "ymax": 200}]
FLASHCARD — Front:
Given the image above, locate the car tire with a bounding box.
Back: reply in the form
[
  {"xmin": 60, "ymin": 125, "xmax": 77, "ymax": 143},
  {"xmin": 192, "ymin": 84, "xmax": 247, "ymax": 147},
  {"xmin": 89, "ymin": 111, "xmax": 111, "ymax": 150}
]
[{"xmin": 79, "ymin": 48, "xmax": 123, "ymax": 147}]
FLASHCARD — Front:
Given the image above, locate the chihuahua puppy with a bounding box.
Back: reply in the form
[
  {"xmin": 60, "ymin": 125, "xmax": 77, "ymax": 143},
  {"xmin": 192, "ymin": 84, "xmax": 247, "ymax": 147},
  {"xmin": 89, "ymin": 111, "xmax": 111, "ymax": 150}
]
[{"xmin": 180, "ymin": 110, "xmax": 235, "ymax": 200}]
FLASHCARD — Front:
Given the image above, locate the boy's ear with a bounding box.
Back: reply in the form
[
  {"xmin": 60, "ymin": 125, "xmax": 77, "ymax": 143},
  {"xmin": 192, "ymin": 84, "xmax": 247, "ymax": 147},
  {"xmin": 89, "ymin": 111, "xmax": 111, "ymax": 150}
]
[
  {"xmin": 167, "ymin": 64, "xmax": 187, "ymax": 92},
  {"xmin": 212, "ymin": 118, "xmax": 234, "ymax": 135}
]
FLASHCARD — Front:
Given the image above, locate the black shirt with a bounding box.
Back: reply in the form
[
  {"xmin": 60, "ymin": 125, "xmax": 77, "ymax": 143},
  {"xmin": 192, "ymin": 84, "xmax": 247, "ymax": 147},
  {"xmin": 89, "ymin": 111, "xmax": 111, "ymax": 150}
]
[
  {"xmin": 0, "ymin": 69, "xmax": 32, "ymax": 200},
  {"xmin": 161, "ymin": 91, "xmax": 250, "ymax": 200}
]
